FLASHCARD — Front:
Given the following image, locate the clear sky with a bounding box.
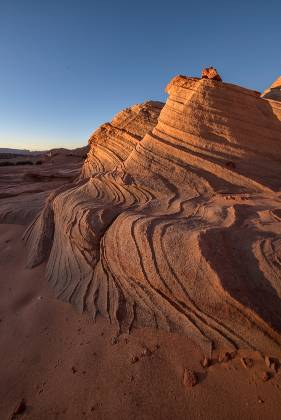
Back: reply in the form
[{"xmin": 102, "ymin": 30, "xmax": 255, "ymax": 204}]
[{"xmin": 0, "ymin": 0, "xmax": 280, "ymax": 151}]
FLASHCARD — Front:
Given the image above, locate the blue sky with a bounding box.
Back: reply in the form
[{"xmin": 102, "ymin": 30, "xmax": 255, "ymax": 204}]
[{"xmin": 0, "ymin": 0, "xmax": 280, "ymax": 150}]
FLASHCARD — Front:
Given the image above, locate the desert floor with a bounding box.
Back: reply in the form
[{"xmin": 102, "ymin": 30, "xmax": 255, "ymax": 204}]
[{"xmin": 1, "ymin": 224, "xmax": 281, "ymax": 419}]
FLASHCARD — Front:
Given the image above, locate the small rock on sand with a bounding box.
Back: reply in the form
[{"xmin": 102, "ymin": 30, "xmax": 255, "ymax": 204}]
[
  {"xmin": 12, "ymin": 398, "xmax": 26, "ymax": 417},
  {"xmin": 261, "ymin": 371, "xmax": 271, "ymax": 382},
  {"xmin": 265, "ymin": 356, "xmax": 278, "ymax": 372},
  {"xmin": 183, "ymin": 368, "xmax": 197, "ymax": 388},
  {"xmin": 265, "ymin": 356, "xmax": 271, "ymax": 368},
  {"xmin": 141, "ymin": 347, "xmax": 151, "ymax": 357},
  {"xmin": 111, "ymin": 336, "xmax": 117, "ymax": 345},
  {"xmin": 240, "ymin": 357, "xmax": 254, "ymax": 369},
  {"xmin": 201, "ymin": 357, "xmax": 211, "ymax": 368},
  {"xmin": 131, "ymin": 355, "xmax": 139, "ymax": 364},
  {"xmin": 219, "ymin": 352, "xmax": 231, "ymax": 363}
]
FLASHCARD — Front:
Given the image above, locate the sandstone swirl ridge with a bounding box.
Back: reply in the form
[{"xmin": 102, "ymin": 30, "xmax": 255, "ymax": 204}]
[
  {"xmin": 81, "ymin": 101, "xmax": 163, "ymax": 178},
  {"xmin": 24, "ymin": 76, "xmax": 281, "ymax": 358}
]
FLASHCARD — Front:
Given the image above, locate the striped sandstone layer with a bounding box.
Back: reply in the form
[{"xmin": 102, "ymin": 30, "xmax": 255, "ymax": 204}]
[{"xmin": 81, "ymin": 101, "xmax": 164, "ymax": 178}]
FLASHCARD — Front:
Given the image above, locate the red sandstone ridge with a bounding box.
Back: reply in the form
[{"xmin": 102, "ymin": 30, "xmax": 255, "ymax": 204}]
[
  {"xmin": 201, "ymin": 66, "xmax": 222, "ymax": 81},
  {"xmin": 22, "ymin": 72, "xmax": 281, "ymax": 360}
]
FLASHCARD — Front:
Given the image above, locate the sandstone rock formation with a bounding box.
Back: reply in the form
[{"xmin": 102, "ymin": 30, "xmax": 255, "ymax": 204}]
[
  {"xmin": 24, "ymin": 74, "xmax": 281, "ymax": 358},
  {"xmin": 261, "ymin": 76, "xmax": 281, "ymax": 102}
]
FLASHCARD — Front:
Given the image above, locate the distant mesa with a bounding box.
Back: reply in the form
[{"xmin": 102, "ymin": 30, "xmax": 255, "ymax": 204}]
[
  {"xmin": 46, "ymin": 146, "xmax": 88, "ymax": 159},
  {"xmin": 0, "ymin": 148, "xmax": 43, "ymax": 156},
  {"xmin": 261, "ymin": 76, "xmax": 281, "ymax": 102},
  {"xmin": 0, "ymin": 145, "xmax": 89, "ymax": 224},
  {"xmin": 0, "ymin": 146, "xmax": 88, "ymax": 159}
]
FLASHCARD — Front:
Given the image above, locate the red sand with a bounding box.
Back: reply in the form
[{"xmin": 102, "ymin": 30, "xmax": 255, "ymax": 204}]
[{"xmin": 1, "ymin": 224, "xmax": 281, "ymax": 419}]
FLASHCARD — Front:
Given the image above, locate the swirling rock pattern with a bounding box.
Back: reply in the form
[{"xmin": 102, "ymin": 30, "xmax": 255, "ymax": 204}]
[
  {"xmin": 81, "ymin": 101, "xmax": 164, "ymax": 178},
  {"xmin": 24, "ymin": 75, "xmax": 281, "ymax": 358}
]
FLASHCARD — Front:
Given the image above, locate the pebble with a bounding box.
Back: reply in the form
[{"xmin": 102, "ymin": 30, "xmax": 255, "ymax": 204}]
[
  {"xmin": 265, "ymin": 356, "xmax": 278, "ymax": 373},
  {"xmin": 271, "ymin": 362, "xmax": 278, "ymax": 373},
  {"xmin": 183, "ymin": 368, "xmax": 198, "ymax": 388},
  {"xmin": 201, "ymin": 357, "xmax": 211, "ymax": 368},
  {"xmin": 261, "ymin": 371, "xmax": 271, "ymax": 382},
  {"xmin": 12, "ymin": 398, "xmax": 26, "ymax": 416},
  {"xmin": 265, "ymin": 356, "xmax": 271, "ymax": 368},
  {"xmin": 141, "ymin": 348, "xmax": 151, "ymax": 357},
  {"xmin": 219, "ymin": 352, "xmax": 231, "ymax": 363},
  {"xmin": 131, "ymin": 355, "xmax": 139, "ymax": 364},
  {"xmin": 111, "ymin": 336, "xmax": 117, "ymax": 345},
  {"xmin": 240, "ymin": 357, "xmax": 254, "ymax": 369}
]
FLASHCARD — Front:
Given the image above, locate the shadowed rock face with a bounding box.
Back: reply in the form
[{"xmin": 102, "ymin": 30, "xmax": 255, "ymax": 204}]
[
  {"xmin": 262, "ymin": 76, "xmax": 281, "ymax": 102},
  {"xmin": 24, "ymin": 75, "xmax": 281, "ymax": 358}
]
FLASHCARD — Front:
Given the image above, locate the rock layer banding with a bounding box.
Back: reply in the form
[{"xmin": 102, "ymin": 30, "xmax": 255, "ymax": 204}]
[
  {"xmin": 81, "ymin": 101, "xmax": 164, "ymax": 178},
  {"xmin": 24, "ymin": 74, "xmax": 281, "ymax": 358}
]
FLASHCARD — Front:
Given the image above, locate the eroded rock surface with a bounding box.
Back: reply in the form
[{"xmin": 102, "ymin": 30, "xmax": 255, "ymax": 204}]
[
  {"xmin": 262, "ymin": 76, "xmax": 281, "ymax": 102},
  {"xmin": 81, "ymin": 101, "xmax": 163, "ymax": 178},
  {"xmin": 24, "ymin": 74, "xmax": 281, "ymax": 358}
]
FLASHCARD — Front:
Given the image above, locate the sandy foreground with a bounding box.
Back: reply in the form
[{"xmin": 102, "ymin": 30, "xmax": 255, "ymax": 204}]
[{"xmin": 0, "ymin": 224, "xmax": 281, "ymax": 420}]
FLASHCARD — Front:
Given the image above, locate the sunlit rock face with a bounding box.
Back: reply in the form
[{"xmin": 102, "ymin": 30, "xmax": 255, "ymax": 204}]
[
  {"xmin": 24, "ymin": 74, "xmax": 281, "ymax": 358},
  {"xmin": 262, "ymin": 76, "xmax": 281, "ymax": 102},
  {"xmin": 201, "ymin": 66, "xmax": 222, "ymax": 81},
  {"xmin": 81, "ymin": 101, "xmax": 164, "ymax": 178}
]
